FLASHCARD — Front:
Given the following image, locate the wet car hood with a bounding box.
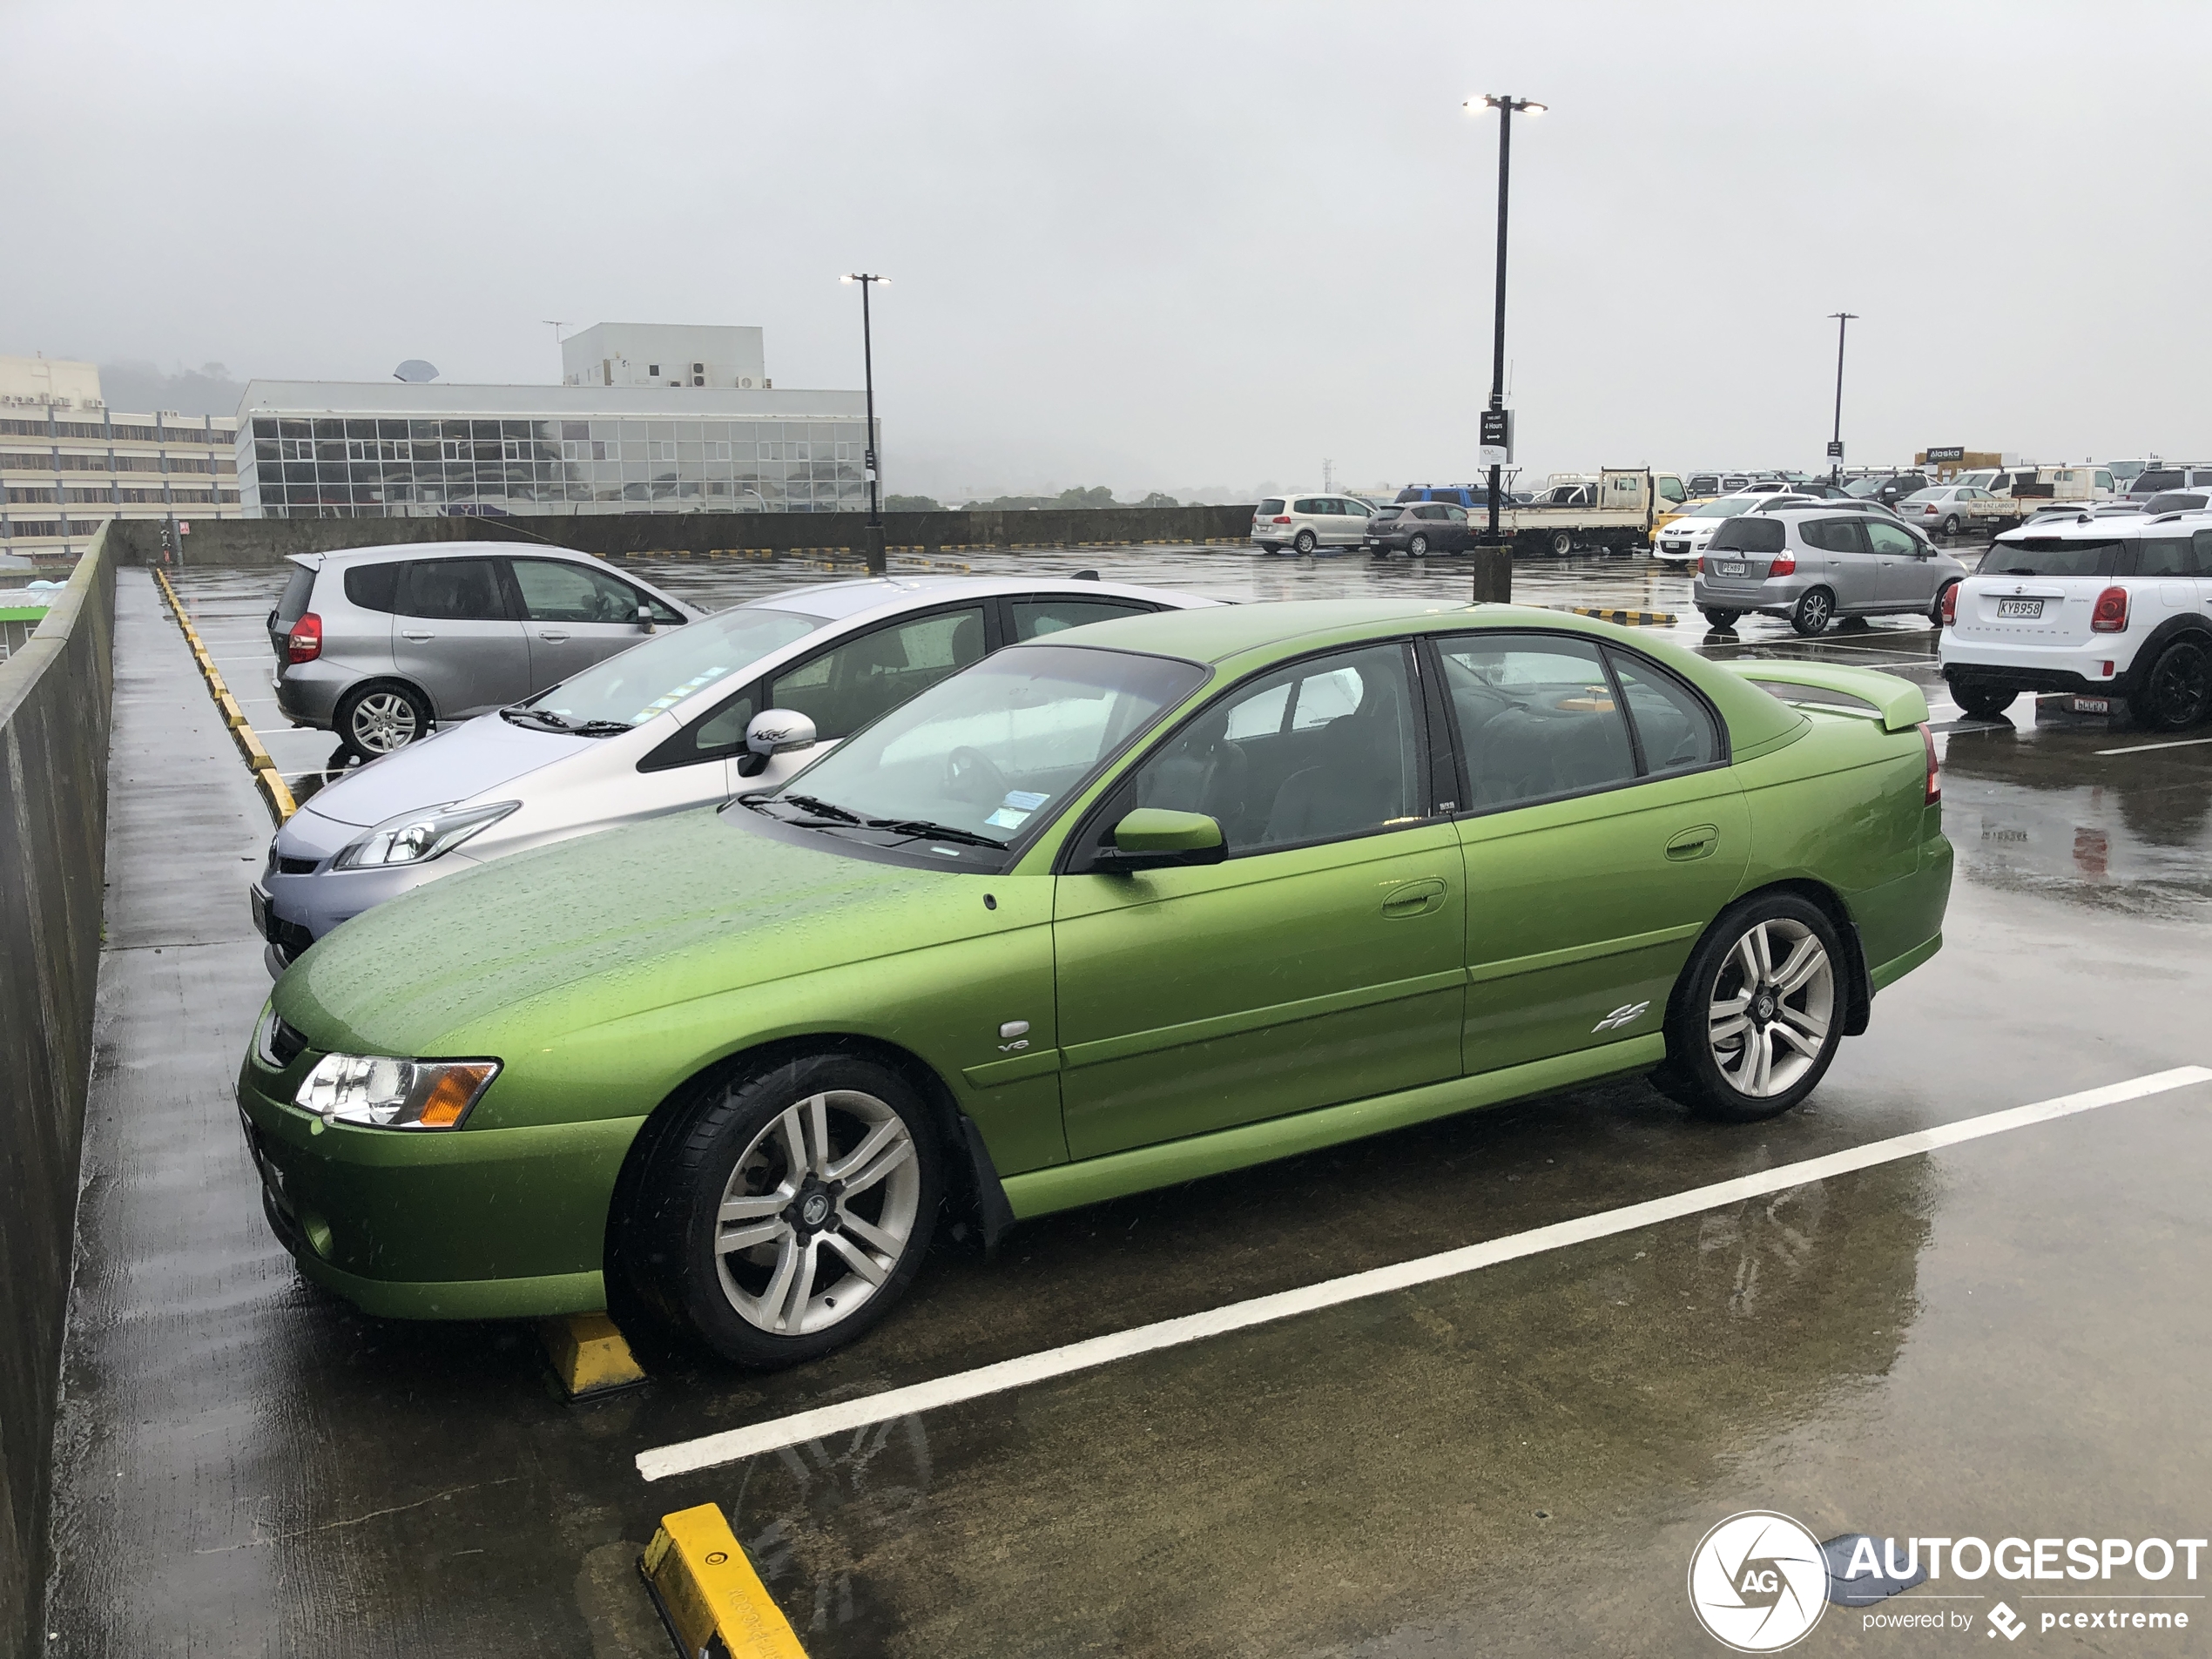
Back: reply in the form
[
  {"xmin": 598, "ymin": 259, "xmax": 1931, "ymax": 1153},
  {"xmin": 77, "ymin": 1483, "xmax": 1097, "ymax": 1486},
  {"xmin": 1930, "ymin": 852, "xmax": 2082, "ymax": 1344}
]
[
  {"xmin": 291, "ymin": 712, "xmax": 597, "ymax": 829},
  {"xmin": 275, "ymin": 807, "xmax": 988, "ymax": 1057}
]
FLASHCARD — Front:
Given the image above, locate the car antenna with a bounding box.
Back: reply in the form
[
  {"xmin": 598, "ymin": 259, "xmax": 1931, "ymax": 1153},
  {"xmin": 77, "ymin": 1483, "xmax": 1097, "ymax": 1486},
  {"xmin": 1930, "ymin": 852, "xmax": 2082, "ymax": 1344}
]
[{"xmin": 1073, "ymin": 569, "xmax": 1101, "ymax": 581}]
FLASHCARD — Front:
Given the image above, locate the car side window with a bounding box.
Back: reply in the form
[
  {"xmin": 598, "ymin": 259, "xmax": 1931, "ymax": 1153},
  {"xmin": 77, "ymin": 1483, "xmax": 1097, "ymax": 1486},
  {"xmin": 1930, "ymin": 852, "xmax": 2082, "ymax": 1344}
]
[
  {"xmin": 1294, "ymin": 497, "xmax": 1325, "ymax": 514},
  {"xmin": 1804, "ymin": 517, "xmax": 1869, "ymax": 555},
  {"xmin": 1863, "ymin": 521, "xmax": 1919, "ymax": 556},
  {"xmin": 767, "ymin": 606, "xmax": 987, "ymax": 740},
  {"xmin": 640, "ymin": 687, "xmax": 758, "ymax": 771},
  {"xmin": 2138, "ymin": 536, "xmax": 2198, "ymax": 577},
  {"xmin": 1447, "ymin": 506, "xmax": 1469, "ymax": 523},
  {"xmin": 1124, "ymin": 643, "xmax": 1422, "ymax": 853},
  {"xmin": 342, "ymin": 562, "xmax": 401, "ymax": 612},
  {"xmin": 511, "ymin": 557, "xmax": 654, "ymax": 624},
  {"xmin": 399, "ymin": 558, "xmax": 509, "ymax": 621},
  {"xmin": 1607, "ymin": 651, "xmax": 1720, "ymax": 774},
  {"xmin": 1011, "ymin": 598, "xmax": 1150, "ymax": 640},
  {"xmin": 1433, "ymin": 634, "xmax": 1637, "ymax": 809}
]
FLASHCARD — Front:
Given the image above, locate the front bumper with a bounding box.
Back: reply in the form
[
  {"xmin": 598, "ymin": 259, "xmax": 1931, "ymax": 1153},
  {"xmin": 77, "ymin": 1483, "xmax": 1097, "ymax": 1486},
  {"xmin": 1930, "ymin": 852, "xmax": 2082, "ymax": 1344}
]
[{"xmin": 237, "ymin": 1058, "xmax": 641, "ymax": 1318}]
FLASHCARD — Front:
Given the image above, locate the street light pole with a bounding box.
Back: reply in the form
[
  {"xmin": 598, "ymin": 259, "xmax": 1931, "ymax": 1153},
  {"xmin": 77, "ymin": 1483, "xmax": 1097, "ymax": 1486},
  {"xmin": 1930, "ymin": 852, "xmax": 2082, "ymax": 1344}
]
[
  {"xmin": 1828, "ymin": 311, "xmax": 1858, "ymax": 485},
  {"xmin": 1467, "ymin": 93, "xmax": 1544, "ymax": 596},
  {"xmin": 842, "ymin": 273, "xmax": 889, "ymax": 572}
]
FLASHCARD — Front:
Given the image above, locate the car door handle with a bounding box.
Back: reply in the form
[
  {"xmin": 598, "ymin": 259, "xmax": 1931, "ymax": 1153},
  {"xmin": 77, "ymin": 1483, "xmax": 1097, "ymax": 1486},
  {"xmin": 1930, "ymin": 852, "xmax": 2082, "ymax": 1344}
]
[
  {"xmin": 1666, "ymin": 825, "xmax": 1719, "ymax": 860},
  {"xmin": 1380, "ymin": 877, "xmax": 1449, "ymax": 917},
  {"xmin": 401, "ymin": 630, "xmax": 434, "ymax": 641},
  {"xmin": 536, "ymin": 630, "xmax": 570, "ymax": 642}
]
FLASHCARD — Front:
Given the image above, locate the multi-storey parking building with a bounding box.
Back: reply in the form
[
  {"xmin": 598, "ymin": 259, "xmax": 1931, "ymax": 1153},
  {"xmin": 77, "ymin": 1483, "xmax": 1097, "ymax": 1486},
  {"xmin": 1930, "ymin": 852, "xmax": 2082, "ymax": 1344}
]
[{"xmin": 1, "ymin": 356, "xmax": 240, "ymax": 563}]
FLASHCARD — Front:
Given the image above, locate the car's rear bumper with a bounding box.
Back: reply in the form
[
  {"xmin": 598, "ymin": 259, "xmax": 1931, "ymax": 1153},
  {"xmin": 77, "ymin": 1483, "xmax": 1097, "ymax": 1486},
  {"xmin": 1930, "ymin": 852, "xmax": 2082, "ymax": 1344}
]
[
  {"xmin": 274, "ymin": 660, "xmax": 355, "ymax": 728},
  {"xmin": 1940, "ymin": 637, "xmax": 2128, "ymax": 694}
]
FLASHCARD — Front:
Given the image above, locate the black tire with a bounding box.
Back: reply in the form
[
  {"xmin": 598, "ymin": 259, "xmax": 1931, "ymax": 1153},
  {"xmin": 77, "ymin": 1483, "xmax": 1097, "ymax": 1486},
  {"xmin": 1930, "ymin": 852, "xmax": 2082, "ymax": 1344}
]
[
  {"xmin": 1293, "ymin": 529, "xmax": 1318, "ymax": 555},
  {"xmin": 2127, "ymin": 637, "xmax": 2212, "ymax": 732},
  {"xmin": 1655, "ymin": 893, "xmax": 1845, "ymax": 1123},
  {"xmin": 334, "ymin": 680, "xmax": 430, "ymax": 757},
  {"xmin": 1930, "ymin": 581, "xmax": 1959, "ymax": 628},
  {"xmin": 1941, "ymin": 514, "xmax": 1961, "ymax": 536},
  {"xmin": 1790, "ymin": 587, "xmax": 1835, "ymax": 637},
  {"xmin": 1407, "ymin": 532, "xmax": 1431, "ymax": 557},
  {"xmin": 619, "ymin": 1052, "xmax": 944, "ymax": 1368},
  {"xmin": 1549, "ymin": 529, "xmax": 1575, "ymax": 557},
  {"xmin": 1947, "ymin": 678, "xmax": 2018, "ymax": 719},
  {"xmin": 1700, "ymin": 607, "xmax": 1741, "ymax": 631}
]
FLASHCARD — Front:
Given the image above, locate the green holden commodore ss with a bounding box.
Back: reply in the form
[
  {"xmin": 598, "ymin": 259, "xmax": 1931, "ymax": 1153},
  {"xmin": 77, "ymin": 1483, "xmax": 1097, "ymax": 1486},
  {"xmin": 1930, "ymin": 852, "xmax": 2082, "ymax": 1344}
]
[{"xmin": 237, "ymin": 598, "xmax": 1951, "ymax": 1366}]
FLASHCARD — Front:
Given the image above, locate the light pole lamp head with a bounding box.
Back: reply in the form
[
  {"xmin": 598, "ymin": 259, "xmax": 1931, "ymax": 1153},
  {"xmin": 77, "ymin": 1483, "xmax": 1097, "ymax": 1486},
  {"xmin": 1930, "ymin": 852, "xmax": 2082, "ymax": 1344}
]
[{"xmin": 840, "ymin": 273, "xmax": 889, "ymax": 285}]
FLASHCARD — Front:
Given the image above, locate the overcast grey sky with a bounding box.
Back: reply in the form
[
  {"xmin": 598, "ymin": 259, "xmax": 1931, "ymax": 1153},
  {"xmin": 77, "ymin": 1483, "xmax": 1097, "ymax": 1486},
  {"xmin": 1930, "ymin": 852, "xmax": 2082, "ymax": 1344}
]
[{"xmin": 9, "ymin": 1, "xmax": 2206, "ymax": 498}]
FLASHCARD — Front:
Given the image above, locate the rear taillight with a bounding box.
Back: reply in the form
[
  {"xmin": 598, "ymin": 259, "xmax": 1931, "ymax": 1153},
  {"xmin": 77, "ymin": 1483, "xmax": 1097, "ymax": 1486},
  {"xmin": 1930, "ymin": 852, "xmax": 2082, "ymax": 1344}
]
[
  {"xmin": 1769, "ymin": 552, "xmax": 1797, "ymax": 576},
  {"xmin": 1921, "ymin": 723, "xmax": 1940, "ymax": 804},
  {"xmin": 1693, "ymin": 556, "xmax": 1703, "ymax": 574},
  {"xmin": 1271, "ymin": 515, "xmax": 1291, "ymax": 524},
  {"xmin": 2091, "ymin": 586, "xmax": 2129, "ymax": 633},
  {"xmin": 287, "ymin": 612, "xmax": 322, "ymax": 664},
  {"xmin": 1940, "ymin": 583, "xmax": 1959, "ymax": 625}
]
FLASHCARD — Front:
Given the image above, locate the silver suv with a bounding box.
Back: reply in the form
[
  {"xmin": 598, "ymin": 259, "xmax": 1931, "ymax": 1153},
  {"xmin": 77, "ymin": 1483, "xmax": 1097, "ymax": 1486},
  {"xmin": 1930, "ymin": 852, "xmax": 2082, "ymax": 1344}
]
[
  {"xmin": 266, "ymin": 542, "xmax": 699, "ymax": 756},
  {"xmin": 1692, "ymin": 509, "xmax": 1970, "ymax": 636}
]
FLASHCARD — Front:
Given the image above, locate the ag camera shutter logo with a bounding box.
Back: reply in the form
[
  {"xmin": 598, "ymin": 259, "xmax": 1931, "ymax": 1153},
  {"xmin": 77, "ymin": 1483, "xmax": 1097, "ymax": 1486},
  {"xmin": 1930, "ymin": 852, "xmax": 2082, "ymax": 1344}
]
[{"xmin": 1688, "ymin": 1511, "xmax": 1830, "ymax": 1651}]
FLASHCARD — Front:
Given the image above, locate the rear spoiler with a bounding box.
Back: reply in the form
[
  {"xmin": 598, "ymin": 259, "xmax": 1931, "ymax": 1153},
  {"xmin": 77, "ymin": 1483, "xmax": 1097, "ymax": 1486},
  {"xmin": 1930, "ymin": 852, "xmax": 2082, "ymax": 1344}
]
[{"xmin": 1718, "ymin": 662, "xmax": 1929, "ymax": 732}]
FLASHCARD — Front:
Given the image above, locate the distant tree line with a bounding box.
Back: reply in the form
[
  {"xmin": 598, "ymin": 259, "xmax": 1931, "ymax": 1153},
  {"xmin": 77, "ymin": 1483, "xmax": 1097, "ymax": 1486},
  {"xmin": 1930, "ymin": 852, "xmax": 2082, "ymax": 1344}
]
[{"xmin": 884, "ymin": 486, "xmax": 1183, "ymax": 513}]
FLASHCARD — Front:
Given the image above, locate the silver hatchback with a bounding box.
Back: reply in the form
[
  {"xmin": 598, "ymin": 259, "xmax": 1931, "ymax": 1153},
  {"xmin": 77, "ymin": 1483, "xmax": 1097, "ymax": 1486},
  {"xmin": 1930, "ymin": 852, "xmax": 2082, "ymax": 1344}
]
[
  {"xmin": 266, "ymin": 542, "xmax": 699, "ymax": 756},
  {"xmin": 1691, "ymin": 509, "xmax": 1971, "ymax": 636}
]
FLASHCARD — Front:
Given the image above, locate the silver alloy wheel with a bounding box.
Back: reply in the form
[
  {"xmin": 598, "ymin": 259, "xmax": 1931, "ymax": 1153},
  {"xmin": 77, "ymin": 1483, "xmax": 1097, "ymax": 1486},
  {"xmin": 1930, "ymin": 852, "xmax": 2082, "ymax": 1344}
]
[
  {"xmin": 1706, "ymin": 917, "xmax": 1834, "ymax": 1098},
  {"xmin": 712, "ymin": 1089, "xmax": 921, "ymax": 1337},
  {"xmin": 348, "ymin": 691, "xmax": 420, "ymax": 752},
  {"xmin": 1294, "ymin": 529, "xmax": 1318, "ymax": 554},
  {"xmin": 1408, "ymin": 533, "xmax": 1430, "ymax": 556}
]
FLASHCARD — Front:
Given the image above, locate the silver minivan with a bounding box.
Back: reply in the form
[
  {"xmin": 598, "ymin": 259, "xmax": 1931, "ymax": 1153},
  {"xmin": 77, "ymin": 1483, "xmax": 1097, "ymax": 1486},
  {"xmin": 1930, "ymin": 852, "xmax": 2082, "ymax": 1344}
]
[
  {"xmin": 1693, "ymin": 508, "xmax": 1971, "ymax": 635},
  {"xmin": 266, "ymin": 542, "xmax": 699, "ymax": 756}
]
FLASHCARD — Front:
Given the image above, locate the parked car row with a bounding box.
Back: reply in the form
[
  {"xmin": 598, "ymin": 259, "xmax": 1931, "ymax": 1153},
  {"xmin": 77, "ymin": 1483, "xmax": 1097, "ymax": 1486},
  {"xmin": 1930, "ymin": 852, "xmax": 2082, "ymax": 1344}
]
[
  {"xmin": 1654, "ymin": 492, "xmax": 1907, "ymax": 565},
  {"xmin": 239, "ymin": 584, "xmax": 1952, "ymax": 1371}
]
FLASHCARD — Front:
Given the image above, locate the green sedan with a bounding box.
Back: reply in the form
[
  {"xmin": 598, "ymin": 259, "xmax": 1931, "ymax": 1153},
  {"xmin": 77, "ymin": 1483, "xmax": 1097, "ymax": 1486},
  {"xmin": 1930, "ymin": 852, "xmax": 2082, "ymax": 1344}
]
[{"xmin": 237, "ymin": 599, "xmax": 1951, "ymax": 1366}]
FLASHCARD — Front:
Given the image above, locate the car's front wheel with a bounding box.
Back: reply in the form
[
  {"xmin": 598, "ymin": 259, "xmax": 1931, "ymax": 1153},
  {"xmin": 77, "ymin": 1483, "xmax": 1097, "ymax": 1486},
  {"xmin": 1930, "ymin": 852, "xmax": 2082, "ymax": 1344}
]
[
  {"xmin": 334, "ymin": 680, "xmax": 430, "ymax": 757},
  {"xmin": 2128, "ymin": 637, "xmax": 2212, "ymax": 732},
  {"xmin": 623, "ymin": 1053, "xmax": 943, "ymax": 1368},
  {"xmin": 1657, "ymin": 894, "xmax": 1844, "ymax": 1123},
  {"xmin": 1790, "ymin": 587, "xmax": 1835, "ymax": 636}
]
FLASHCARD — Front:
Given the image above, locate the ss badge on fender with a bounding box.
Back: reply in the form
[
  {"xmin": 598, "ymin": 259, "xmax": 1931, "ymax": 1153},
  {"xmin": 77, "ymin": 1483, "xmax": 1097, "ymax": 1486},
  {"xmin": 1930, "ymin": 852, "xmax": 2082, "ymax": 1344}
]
[{"xmin": 1592, "ymin": 1001, "xmax": 1650, "ymax": 1033}]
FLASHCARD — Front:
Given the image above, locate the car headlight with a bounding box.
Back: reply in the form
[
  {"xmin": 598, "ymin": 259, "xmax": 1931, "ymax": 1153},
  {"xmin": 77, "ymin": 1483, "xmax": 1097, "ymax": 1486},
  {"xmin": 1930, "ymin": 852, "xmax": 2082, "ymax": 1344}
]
[
  {"xmin": 294, "ymin": 1053, "xmax": 500, "ymax": 1130},
  {"xmin": 333, "ymin": 800, "xmax": 519, "ymax": 869}
]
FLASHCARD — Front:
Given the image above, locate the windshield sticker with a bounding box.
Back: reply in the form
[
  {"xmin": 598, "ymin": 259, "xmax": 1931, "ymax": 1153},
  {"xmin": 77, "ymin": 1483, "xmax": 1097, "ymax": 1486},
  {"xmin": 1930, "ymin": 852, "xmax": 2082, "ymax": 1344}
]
[
  {"xmin": 1001, "ymin": 790, "xmax": 1049, "ymax": 810},
  {"xmin": 984, "ymin": 806, "xmax": 1032, "ymax": 830},
  {"xmin": 630, "ymin": 667, "xmax": 731, "ymax": 725}
]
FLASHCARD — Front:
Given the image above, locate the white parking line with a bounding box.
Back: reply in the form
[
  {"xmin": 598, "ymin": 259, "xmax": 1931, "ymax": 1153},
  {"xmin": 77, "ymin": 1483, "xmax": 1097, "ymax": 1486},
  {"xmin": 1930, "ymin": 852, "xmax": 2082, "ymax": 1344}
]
[
  {"xmin": 632, "ymin": 1066, "xmax": 2212, "ymax": 1482},
  {"xmin": 2096, "ymin": 737, "xmax": 2212, "ymax": 757}
]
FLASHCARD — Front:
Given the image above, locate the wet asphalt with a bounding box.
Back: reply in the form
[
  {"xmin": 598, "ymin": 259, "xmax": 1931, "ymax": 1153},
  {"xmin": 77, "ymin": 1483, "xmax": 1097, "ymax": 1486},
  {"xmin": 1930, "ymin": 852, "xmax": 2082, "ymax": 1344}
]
[{"xmin": 42, "ymin": 551, "xmax": 2212, "ymax": 1656}]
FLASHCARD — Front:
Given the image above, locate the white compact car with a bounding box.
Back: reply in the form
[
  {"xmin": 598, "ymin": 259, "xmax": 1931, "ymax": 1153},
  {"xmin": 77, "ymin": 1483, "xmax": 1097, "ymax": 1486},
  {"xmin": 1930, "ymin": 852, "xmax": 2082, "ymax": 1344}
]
[
  {"xmin": 1251, "ymin": 493, "xmax": 1377, "ymax": 553},
  {"xmin": 251, "ymin": 573, "xmax": 1220, "ymax": 973},
  {"xmin": 1940, "ymin": 512, "xmax": 2212, "ymax": 726}
]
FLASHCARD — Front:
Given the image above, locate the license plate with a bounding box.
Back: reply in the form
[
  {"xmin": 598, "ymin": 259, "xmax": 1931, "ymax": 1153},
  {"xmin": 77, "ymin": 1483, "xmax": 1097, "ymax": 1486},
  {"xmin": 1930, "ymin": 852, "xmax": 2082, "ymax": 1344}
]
[
  {"xmin": 2072, "ymin": 696, "xmax": 2110, "ymax": 714},
  {"xmin": 1996, "ymin": 597, "xmax": 2044, "ymax": 619},
  {"xmin": 249, "ymin": 886, "xmax": 268, "ymax": 936},
  {"xmin": 1715, "ymin": 561, "xmax": 1747, "ymax": 577}
]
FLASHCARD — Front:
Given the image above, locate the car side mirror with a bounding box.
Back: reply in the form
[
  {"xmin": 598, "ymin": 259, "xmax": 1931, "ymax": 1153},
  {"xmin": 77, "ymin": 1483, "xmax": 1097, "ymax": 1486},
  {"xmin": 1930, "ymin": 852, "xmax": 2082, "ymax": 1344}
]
[
  {"xmin": 636, "ymin": 604, "xmax": 656, "ymax": 634},
  {"xmin": 1096, "ymin": 808, "xmax": 1225, "ymax": 872},
  {"xmin": 735, "ymin": 708, "xmax": 817, "ymax": 777}
]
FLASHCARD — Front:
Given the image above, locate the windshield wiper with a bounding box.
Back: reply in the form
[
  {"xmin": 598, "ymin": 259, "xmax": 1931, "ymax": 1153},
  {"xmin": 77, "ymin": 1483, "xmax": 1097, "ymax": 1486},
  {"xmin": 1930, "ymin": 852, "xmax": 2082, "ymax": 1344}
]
[
  {"xmin": 862, "ymin": 817, "xmax": 1008, "ymax": 850},
  {"xmin": 783, "ymin": 793, "xmax": 866, "ymax": 824},
  {"xmin": 501, "ymin": 706, "xmax": 630, "ymax": 738}
]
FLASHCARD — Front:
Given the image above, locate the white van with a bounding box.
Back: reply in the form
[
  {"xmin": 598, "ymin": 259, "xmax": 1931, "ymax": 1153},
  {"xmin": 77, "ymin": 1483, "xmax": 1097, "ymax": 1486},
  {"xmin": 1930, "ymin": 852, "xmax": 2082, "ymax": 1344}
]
[{"xmin": 1251, "ymin": 493, "xmax": 1377, "ymax": 553}]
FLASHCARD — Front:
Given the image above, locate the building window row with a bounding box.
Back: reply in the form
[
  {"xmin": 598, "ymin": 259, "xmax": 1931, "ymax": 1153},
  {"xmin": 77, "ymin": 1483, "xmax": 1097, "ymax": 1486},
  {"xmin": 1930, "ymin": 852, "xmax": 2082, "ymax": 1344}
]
[{"xmin": 0, "ymin": 452, "xmax": 236, "ymax": 475}]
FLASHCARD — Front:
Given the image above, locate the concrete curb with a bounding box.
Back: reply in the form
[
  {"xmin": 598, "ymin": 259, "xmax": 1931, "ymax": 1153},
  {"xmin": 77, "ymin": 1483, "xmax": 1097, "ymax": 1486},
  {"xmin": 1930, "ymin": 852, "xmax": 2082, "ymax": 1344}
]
[
  {"xmin": 640, "ymin": 1503, "xmax": 808, "ymax": 1658},
  {"xmin": 152, "ymin": 570, "xmax": 298, "ymax": 823},
  {"xmin": 1556, "ymin": 605, "xmax": 1678, "ymax": 627}
]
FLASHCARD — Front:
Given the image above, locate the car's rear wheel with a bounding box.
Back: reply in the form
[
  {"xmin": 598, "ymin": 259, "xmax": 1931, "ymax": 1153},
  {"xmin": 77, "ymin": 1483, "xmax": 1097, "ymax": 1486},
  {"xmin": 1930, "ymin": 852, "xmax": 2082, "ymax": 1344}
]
[
  {"xmin": 1657, "ymin": 894, "xmax": 1844, "ymax": 1123},
  {"xmin": 1293, "ymin": 529, "xmax": 1318, "ymax": 555},
  {"xmin": 1930, "ymin": 581, "xmax": 1959, "ymax": 627},
  {"xmin": 1790, "ymin": 587, "xmax": 1835, "ymax": 636},
  {"xmin": 1407, "ymin": 532, "xmax": 1431, "ymax": 557},
  {"xmin": 1941, "ymin": 514, "xmax": 1961, "ymax": 536},
  {"xmin": 622, "ymin": 1053, "xmax": 943, "ymax": 1368},
  {"xmin": 1947, "ymin": 678, "xmax": 2017, "ymax": 718},
  {"xmin": 2128, "ymin": 637, "xmax": 2212, "ymax": 732},
  {"xmin": 334, "ymin": 681, "xmax": 430, "ymax": 757},
  {"xmin": 1700, "ymin": 607, "xmax": 1741, "ymax": 631},
  {"xmin": 1549, "ymin": 529, "xmax": 1575, "ymax": 557}
]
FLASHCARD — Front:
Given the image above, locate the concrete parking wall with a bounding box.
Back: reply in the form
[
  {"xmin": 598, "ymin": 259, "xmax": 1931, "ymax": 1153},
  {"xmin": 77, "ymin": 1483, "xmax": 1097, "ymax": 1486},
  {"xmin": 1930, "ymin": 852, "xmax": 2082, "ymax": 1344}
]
[
  {"xmin": 0, "ymin": 528, "xmax": 114, "ymax": 1659},
  {"xmin": 104, "ymin": 504, "xmax": 1257, "ymax": 569}
]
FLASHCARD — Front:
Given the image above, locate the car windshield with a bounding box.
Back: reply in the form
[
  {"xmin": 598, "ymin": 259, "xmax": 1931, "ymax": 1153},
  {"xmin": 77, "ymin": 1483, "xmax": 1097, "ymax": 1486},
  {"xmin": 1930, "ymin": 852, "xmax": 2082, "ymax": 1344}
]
[
  {"xmin": 1903, "ymin": 490, "xmax": 1943, "ymax": 503},
  {"xmin": 1981, "ymin": 538, "xmax": 2125, "ymax": 578},
  {"xmin": 527, "ymin": 605, "xmax": 825, "ymax": 726},
  {"xmin": 757, "ymin": 644, "xmax": 1207, "ymax": 846},
  {"xmin": 1688, "ymin": 497, "xmax": 1755, "ymax": 517},
  {"xmin": 1842, "ymin": 477, "xmax": 1886, "ymax": 496}
]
